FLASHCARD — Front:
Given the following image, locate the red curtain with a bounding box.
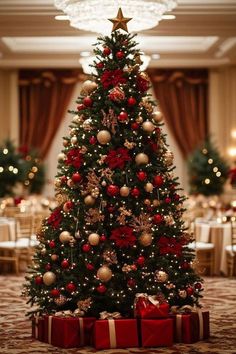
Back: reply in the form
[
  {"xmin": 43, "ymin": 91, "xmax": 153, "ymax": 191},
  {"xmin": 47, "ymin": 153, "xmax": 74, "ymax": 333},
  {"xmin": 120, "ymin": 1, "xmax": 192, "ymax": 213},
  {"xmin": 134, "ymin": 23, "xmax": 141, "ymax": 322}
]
[
  {"xmin": 148, "ymin": 69, "xmax": 208, "ymax": 157},
  {"xmin": 19, "ymin": 69, "xmax": 84, "ymax": 159}
]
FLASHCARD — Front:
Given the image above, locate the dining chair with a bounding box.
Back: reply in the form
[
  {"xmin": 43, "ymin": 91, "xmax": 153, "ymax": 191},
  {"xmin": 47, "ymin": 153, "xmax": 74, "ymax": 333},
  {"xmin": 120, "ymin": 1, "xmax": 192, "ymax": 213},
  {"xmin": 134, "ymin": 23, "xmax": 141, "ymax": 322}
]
[
  {"xmin": 0, "ymin": 213, "xmax": 38, "ymax": 274},
  {"xmin": 225, "ymin": 218, "xmax": 236, "ymax": 277}
]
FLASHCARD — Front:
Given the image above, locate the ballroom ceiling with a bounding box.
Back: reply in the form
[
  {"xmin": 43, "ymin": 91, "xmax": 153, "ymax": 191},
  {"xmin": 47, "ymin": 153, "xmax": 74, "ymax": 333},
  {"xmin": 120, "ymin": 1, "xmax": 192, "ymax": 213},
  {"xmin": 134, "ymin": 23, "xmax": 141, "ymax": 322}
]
[{"xmin": 0, "ymin": 0, "xmax": 236, "ymax": 68}]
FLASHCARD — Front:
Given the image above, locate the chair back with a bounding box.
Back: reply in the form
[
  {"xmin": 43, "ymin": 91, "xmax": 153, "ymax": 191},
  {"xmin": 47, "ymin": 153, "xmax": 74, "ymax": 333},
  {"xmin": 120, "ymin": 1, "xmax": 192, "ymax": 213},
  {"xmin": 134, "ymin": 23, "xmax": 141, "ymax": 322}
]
[
  {"xmin": 231, "ymin": 218, "xmax": 236, "ymax": 251},
  {"xmin": 14, "ymin": 214, "xmax": 34, "ymax": 246},
  {"xmin": 3, "ymin": 207, "xmax": 21, "ymax": 217}
]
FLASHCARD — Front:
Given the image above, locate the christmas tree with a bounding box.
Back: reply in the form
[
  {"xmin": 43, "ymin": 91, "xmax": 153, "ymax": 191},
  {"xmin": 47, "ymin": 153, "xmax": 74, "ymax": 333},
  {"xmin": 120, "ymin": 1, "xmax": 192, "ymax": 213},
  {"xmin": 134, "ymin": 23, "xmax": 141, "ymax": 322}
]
[
  {"xmin": 25, "ymin": 14, "xmax": 202, "ymax": 318},
  {"xmin": 0, "ymin": 140, "xmax": 24, "ymax": 198},
  {"xmin": 188, "ymin": 137, "xmax": 229, "ymax": 196}
]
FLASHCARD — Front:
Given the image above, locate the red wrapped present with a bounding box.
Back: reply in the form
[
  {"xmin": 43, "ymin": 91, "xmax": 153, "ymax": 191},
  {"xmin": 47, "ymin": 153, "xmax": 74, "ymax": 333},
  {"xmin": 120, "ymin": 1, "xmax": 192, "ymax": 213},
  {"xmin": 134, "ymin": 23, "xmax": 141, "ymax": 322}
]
[
  {"xmin": 94, "ymin": 317, "xmax": 139, "ymax": 349},
  {"xmin": 44, "ymin": 314, "xmax": 96, "ymax": 348},
  {"xmin": 172, "ymin": 309, "xmax": 210, "ymax": 343},
  {"xmin": 32, "ymin": 316, "xmax": 45, "ymax": 341},
  {"xmin": 141, "ymin": 318, "xmax": 173, "ymax": 347},
  {"xmin": 134, "ymin": 293, "xmax": 169, "ymax": 318}
]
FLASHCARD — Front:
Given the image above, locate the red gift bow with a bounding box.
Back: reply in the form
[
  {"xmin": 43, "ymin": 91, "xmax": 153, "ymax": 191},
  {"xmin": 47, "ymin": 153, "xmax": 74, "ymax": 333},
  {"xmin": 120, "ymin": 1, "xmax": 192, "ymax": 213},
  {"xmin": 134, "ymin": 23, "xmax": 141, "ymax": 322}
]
[{"xmin": 134, "ymin": 293, "xmax": 169, "ymax": 318}]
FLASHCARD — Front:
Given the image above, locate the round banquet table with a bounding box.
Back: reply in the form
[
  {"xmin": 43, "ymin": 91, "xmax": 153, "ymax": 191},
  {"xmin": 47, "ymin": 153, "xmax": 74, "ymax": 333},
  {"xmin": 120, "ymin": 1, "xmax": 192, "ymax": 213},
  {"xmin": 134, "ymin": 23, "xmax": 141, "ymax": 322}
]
[{"xmin": 195, "ymin": 219, "xmax": 232, "ymax": 275}]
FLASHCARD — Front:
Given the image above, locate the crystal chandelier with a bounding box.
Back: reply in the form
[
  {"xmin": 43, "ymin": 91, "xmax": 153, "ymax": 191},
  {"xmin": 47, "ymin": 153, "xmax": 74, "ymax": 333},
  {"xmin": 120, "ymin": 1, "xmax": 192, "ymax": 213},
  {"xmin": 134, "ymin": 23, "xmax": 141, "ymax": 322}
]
[{"xmin": 54, "ymin": 0, "xmax": 178, "ymax": 34}]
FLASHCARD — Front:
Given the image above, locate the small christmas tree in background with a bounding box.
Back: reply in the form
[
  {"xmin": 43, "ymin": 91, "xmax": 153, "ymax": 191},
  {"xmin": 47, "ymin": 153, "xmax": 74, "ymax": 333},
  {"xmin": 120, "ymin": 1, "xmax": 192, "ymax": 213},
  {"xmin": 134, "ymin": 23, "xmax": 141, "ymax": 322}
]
[
  {"xmin": 19, "ymin": 145, "xmax": 46, "ymax": 194},
  {"xmin": 0, "ymin": 140, "xmax": 24, "ymax": 198},
  {"xmin": 24, "ymin": 16, "xmax": 203, "ymax": 321},
  {"xmin": 188, "ymin": 137, "xmax": 229, "ymax": 196}
]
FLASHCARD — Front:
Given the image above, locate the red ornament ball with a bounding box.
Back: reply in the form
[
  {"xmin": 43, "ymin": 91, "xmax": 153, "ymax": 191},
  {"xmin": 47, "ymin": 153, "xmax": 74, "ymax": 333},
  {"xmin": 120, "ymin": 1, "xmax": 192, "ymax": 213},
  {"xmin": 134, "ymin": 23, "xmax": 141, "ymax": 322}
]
[
  {"xmin": 127, "ymin": 278, "xmax": 136, "ymax": 288},
  {"xmin": 116, "ymin": 51, "xmax": 125, "ymax": 59},
  {"xmin": 89, "ymin": 136, "xmax": 97, "ymax": 145},
  {"xmin": 86, "ymin": 263, "xmax": 95, "ymax": 271},
  {"xmin": 96, "ymin": 62, "xmax": 104, "ymax": 69},
  {"xmin": 72, "ymin": 172, "xmax": 82, "ymax": 183},
  {"xmin": 61, "ymin": 259, "xmax": 70, "ymax": 269},
  {"xmin": 137, "ymin": 171, "xmax": 147, "ymax": 181},
  {"xmin": 45, "ymin": 263, "xmax": 51, "ymax": 271},
  {"xmin": 63, "ymin": 200, "xmax": 74, "ymax": 212},
  {"xmin": 118, "ymin": 111, "xmax": 128, "ymax": 122},
  {"xmin": 96, "ymin": 284, "xmax": 107, "ymax": 293},
  {"xmin": 35, "ymin": 276, "xmax": 43, "ymax": 285},
  {"xmin": 173, "ymin": 193, "xmax": 180, "ymax": 201},
  {"xmin": 100, "ymin": 234, "xmax": 106, "ymax": 242},
  {"xmin": 131, "ymin": 122, "xmax": 139, "ymax": 130},
  {"xmin": 194, "ymin": 282, "xmax": 202, "ymax": 290},
  {"xmin": 107, "ymin": 204, "xmax": 115, "ymax": 213},
  {"xmin": 137, "ymin": 256, "xmax": 145, "ymax": 266},
  {"xmin": 49, "ymin": 240, "xmax": 56, "ymax": 248},
  {"xmin": 153, "ymin": 175, "xmax": 164, "ymax": 187},
  {"xmin": 186, "ymin": 287, "xmax": 194, "ymax": 296},
  {"xmin": 50, "ymin": 289, "xmax": 60, "ymax": 297},
  {"xmin": 82, "ymin": 243, "xmax": 91, "ymax": 253},
  {"xmin": 181, "ymin": 261, "xmax": 190, "ymax": 270},
  {"xmin": 107, "ymin": 184, "xmax": 119, "ymax": 197},
  {"xmin": 77, "ymin": 103, "xmax": 85, "ymax": 111},
  {"xmin": 153, "ymin": 214, "xmax": 163, "ymax": 224},
  {"xmin": 165, "ymin": 197, "xmax": 171, "ymax": 204},
  {"xmin": 127, "ymin": 97, "xmax": 137, "ymax": 106},
  {"xmin": 66, "ymin": 282, "xmax": 76, "ymax": 293},
  {"xmin": 83, "ymin": 96, "xmax": 93, "ymax": 107},
  {"xmin": 131, "ymin": 187, "xmax": 140, "ymax": 198},
  {"xmin": 103, "ymin": 47, "xmax": 111, "ymax": 56}
]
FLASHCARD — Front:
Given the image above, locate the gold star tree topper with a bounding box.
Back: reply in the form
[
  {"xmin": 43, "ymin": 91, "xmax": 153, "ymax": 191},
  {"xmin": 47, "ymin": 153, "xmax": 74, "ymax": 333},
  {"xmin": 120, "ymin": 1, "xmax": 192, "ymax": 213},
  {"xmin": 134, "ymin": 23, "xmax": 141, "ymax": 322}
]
[{"xmin": 109, "ymin": 8, "xmax": 132, "ymax": 33}]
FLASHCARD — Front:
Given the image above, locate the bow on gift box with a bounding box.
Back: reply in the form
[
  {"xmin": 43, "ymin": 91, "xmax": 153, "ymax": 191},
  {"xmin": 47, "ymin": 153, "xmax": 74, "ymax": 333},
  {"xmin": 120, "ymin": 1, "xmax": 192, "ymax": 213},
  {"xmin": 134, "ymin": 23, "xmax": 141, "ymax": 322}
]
[
  {"xmin": 170, "ymin": 305, "xmax": 201, "ymax": 314},
  {"xmin": 134, "ymin": 293, "xmax": 169, "ymax": 318},
  {"xmin": 100, "ymin": 311, "xmax": 122, "ymax": 319},
  {"xmin": 54, "ymin": 309, "xmax": 85, "ymax": 317}
]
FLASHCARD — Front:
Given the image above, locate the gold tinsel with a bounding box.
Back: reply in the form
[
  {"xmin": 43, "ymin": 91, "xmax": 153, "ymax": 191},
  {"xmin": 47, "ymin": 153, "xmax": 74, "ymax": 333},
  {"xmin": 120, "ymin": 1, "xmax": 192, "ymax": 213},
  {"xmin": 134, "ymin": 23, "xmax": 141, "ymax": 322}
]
[
  {"xmin": 130, "ymin": 212, "xmax": 152, "ymax": 232},
  {"xmin": 85, "ymin": 208, "xmax": 105, "ymax": 224},
  {"xmin": 101, "ymin": 109, "xmax": 118, "ymax": 134}
]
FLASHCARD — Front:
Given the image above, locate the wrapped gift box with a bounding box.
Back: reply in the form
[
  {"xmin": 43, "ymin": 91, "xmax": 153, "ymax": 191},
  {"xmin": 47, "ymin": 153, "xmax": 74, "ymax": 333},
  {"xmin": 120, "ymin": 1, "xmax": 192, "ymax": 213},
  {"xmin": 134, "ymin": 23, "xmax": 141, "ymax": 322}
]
[
  {"xmin": 172, "ymin": 310, "xmax": 210, "ymax": 343},
  {"xmin": 140, "ymin": 318, "xmax": 173, "ymax": 347},
  {"xmin": 32, "ymin": 316, "xmax": 45, "ymax": 342},
  {"xmin": 43, "ymin": 315, "xmax": 96, "ymax": 348},
  {"xmin": 94, "ymin": 319, "xmax": 139, "ymax": 350},
  {"xmin": 135, "ymin": 293, "xmax": 169, "ymax": 318}
]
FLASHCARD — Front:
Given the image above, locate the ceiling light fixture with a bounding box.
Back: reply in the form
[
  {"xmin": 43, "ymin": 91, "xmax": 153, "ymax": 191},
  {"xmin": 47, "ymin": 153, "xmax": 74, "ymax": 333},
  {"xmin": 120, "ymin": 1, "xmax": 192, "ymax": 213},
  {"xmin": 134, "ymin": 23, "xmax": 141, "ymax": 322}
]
[{"xmin": 54, "ymin": 0, "xmax": 178, "ymax": 34}]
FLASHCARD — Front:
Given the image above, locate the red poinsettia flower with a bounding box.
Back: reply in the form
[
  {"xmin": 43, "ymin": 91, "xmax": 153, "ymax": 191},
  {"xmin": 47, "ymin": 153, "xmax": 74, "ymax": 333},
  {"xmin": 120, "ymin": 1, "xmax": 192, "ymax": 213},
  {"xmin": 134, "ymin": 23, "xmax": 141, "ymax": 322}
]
[
  {"xmin": 101, "ymin": 69, "xmax": 127, "ymax": 89},
  {"xmin": 157, "ymin": 236, "xmax": 183, "ymax": 256},
  {"xmin": 105, "ymin": 147, "xmax": 131, "ymax": 169},
  {"xmin": 47, "ymin": 207, "xmax": 62, "ymax": 229},
  {"xmin": 110, "ymin": 226, "xmax": 136, "ymax": 248},
  {"xmin": 65, "ymin": 148, "xmax": 83, "ymax": 169}
]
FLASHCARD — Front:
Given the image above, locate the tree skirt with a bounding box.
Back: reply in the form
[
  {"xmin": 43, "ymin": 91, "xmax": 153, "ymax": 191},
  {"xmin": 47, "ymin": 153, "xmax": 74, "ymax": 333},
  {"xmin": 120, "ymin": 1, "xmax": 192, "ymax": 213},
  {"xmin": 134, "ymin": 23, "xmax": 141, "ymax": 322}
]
[{"xmin": 0, "ymin": 276, "xmax": 235, "ymax": 354}]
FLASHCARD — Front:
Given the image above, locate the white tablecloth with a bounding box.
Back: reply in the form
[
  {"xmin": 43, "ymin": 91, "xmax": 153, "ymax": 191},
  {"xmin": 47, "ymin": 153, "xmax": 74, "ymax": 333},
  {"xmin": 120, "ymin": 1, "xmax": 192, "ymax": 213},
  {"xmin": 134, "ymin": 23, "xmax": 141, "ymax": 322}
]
[{"xmin": 195, "ymin": 219, "xmax": 232, "ymax": 275}]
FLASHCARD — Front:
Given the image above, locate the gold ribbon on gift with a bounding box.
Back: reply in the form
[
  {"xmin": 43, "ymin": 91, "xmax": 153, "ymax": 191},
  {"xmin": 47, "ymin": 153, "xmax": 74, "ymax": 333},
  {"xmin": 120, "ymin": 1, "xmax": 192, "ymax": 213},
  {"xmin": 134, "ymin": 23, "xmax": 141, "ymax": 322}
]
[
  {"xmin": 99, "ymin": 311, "xmax": 122, "ymax": 319},
  {"xmin": 108, "ymin": 319, "xmax": 116, "ymax": 349},
  {"xmin": 79, "ymin": 318, "xmax": 85, "ymax": 346},
  {"xmin": 48, "ymin": 315, "xmax": 53, "ymax": 345},
  {"xmin": 35, "ymin": 316, "xmax": 39, "ymax": 339},
  {"xmin": 54, "ymin": 309, "xmax": 84, "ymax": 317}
]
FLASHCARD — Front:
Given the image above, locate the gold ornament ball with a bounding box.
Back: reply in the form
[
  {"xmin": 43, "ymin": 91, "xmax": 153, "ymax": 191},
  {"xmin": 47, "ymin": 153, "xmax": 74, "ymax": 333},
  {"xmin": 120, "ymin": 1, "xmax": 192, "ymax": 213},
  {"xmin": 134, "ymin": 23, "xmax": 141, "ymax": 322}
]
[
  {"xmin": 120, "ymin": 186, "xmax": 130, "ymax": 197},
  {"xmin": 156, "ymin": 270, "xmax": 168, "ymax": 282},
  {"xmin": 71, "ymin": 136, "xmax": 77, "ymax": 145},
  {"xmin": 97, "ymin": 266, "xmax": 112, "ymax": 282},
  {"xmin": 101, "ymin": 180, "xmax": 107, "ymax": 187},
  {"xmin": 97, "ymin": 130, "xmax": 111, "ymax": 145},
  {"xmin": 142, "ymin": 120, "xmax": 155, "ymax": 133},
  {"xmin": 41, "ymin": 247, "xmax": 47, "ymax": 255},
  {"xmin": 72, "ymin": 115, "xmax": 83, "ymax": 124},
  {"xmin": 145, "ymin": 182, "xmax": 154, "ymax": 193},
  {"xmin": 67, "ymin": 179, "xmax": 74, "ymax": 188},
  {"xmin": 152, "ymin": 111, "xmax": 163, "ymax": 123},
  {"xmin": 51, "ymin": 254, "xmax": 58, "ymax": 261},
  {"xmin": 144, "ymin": 198, "xmax": 151, "ymax": 206},
  {"xmin": 57, "ymin": 153, "xmax": 65, "ymax": 161},
  {"xmin": 164, "ymin": 150, "xmax": 174, "ymax": 166},
  {"xmin": 43, "ymin": 271, "xmax": 56, "ymax": 286},
  {"xmin": 70, "ymin": 128, "xmax": 77, "ymax": 136},
  {"xmin": 139, "ymin": 232, "xmax": 153, "ymax": 246},
  {"xmin": 54, "ymin": 178, "xmax": 61, "ymax": 188},
  {"xmin": 135, "ymin": 153, "xmax": 149, "ymax": 165},
  {"xmin": 59, "ymin": 231, "xmax": 71, "ymax": 243},
  {"xmin": 84, "ymin": 195, "xmax": 96, "ymax": 206},
  {"xmin": 80, "ymin": 80, "xmax": 98, "ymax": 96},
  {"xmin": 88, "ymin": 233, "xmax": 100, "ymax": 246},
  {"xmin": 179, "ymin": 290, "xmax": 187, "ymax": 299},
  {"xmin": 153, "ymin": 199, "xmax": 160, "ymax": 207},
  {"xmin": 136, "ymin": 116, "xmax": 143, "ymax": 124},
  {"xmin": 63, "ymin": 139, "xmax": 68, "ymax": 147}
]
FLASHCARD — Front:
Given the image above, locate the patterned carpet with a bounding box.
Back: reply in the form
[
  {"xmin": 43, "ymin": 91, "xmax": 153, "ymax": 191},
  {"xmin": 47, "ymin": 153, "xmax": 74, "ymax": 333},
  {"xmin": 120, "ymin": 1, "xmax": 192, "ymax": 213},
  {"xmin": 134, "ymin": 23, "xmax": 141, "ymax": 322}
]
[{"xmin": 0, "ymin": 275, "xmax": 236, "ymax": 354}]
